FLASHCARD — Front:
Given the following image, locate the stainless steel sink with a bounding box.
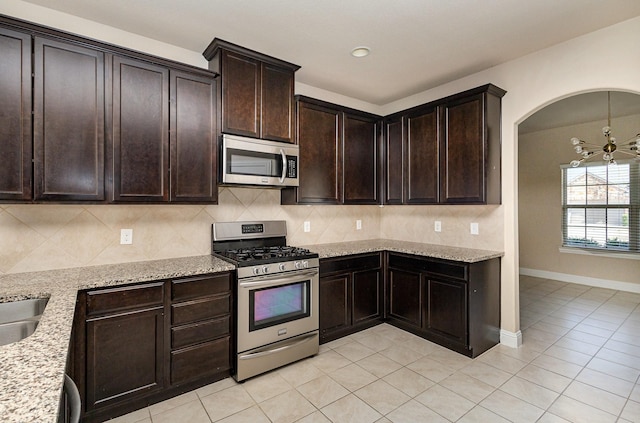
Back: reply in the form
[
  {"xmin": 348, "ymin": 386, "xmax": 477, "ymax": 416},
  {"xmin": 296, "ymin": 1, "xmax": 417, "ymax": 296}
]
[{"xmin": 0, "ymin": 298, "xmax": 49, "ymax": 346}]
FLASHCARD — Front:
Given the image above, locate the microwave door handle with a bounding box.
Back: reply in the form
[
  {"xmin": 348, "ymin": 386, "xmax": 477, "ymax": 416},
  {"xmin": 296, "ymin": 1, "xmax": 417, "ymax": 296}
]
[{"xmin": 279, "ymin": 149, "xmax": 287, "ymax": 184}]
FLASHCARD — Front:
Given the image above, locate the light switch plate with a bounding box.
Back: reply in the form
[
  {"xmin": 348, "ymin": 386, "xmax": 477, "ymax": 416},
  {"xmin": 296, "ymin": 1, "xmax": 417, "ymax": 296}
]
[
  {"xmin": 434, "ymin": 221, "xmax": 442, "ymax": 232},
  {"xmin": 356, "ymin": 220, "xmax": 362, "ymax": 230},
  {"xmin": 303, "ymin": 221, "xmax": 311, "ymax": 232},
  {"xmin": 470, "ymin": 222, "xmax": 479, "ymax": 235}
]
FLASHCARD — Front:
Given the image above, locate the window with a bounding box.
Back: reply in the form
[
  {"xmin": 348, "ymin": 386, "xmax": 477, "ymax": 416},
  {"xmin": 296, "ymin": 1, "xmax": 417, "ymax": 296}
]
[{"xmin": 562, "ymin": 161, "xmax": 639, "ymax": 252}]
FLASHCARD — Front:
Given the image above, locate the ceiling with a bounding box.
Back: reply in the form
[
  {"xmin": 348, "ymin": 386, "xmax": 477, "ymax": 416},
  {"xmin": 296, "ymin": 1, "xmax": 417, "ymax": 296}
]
[
  {"xmin": 519, "ymin": 91, "xmax": 640, "ymax": 134},
  {"xmin": 19, "ymin": 0, "xmax": 640, "ymax": 105}
]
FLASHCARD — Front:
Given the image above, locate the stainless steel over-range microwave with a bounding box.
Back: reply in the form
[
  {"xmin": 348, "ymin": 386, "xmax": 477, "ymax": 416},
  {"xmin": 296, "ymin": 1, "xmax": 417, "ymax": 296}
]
[{"xmin": 220, "ymin": 134, "xmax": 299, "ymax": 187}]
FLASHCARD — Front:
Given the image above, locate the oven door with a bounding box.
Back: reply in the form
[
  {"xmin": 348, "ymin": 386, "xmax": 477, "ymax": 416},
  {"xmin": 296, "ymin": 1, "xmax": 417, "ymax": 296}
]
[
  {"xmin": 237, "ymin": 268, "xmax": 318, "ymax": 353},
  {"xmin": 222, "ymin": 134, "xmax": 299, "ymax": 187}
]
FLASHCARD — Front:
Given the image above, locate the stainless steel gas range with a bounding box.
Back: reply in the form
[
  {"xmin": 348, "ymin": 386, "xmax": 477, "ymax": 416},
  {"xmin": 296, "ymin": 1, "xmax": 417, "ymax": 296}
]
[{"xmin": 211, "ymin": 220, "xmax": 319, "ymax": 382}]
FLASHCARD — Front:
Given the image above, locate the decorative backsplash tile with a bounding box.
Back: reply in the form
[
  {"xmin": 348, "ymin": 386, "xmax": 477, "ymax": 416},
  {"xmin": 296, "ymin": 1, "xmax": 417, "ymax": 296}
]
[{"xmin": 0, "ymin": 188, "xmax": 503, "ymax": 275}]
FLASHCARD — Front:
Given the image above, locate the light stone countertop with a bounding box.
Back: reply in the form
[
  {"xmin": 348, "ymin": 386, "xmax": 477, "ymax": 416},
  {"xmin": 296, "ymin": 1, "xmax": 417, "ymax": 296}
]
[
  {"xmin": 0, "ymin": 256, "xmax": 234, "ymax": 423},
  {"xmin": 0, "ymin": 240, "xmax": 502, "ymax": 423},
  {"xmin": 303, "ymin": 239, "xmax": 504, "ymax": 263}
]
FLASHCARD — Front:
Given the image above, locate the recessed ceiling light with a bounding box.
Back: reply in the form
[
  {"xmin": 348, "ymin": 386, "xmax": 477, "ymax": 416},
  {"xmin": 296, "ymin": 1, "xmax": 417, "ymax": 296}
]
[{"xmin": 351, "ymin": 46, "xmax": 370, "ymax": 58}]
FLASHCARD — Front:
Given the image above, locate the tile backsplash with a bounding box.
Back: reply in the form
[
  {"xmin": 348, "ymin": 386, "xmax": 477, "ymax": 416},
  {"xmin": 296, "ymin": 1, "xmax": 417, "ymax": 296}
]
[{"xmin": 0, "ymin": 187, "xmax": 503, "ymax": 275}]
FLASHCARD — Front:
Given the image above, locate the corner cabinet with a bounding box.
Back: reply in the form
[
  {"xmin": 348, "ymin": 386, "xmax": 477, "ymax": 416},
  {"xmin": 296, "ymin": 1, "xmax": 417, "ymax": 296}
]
[
  {"xmin": 203, "ymin": 38, "xmax": 300, "ymax": 143},
  {"xmin": 319, "ymin": 253, "xmax": 383, "ymax": 343},
  {"xmin": 73, "ymin": 272, "xmax": 233, "ymax": 423},
  {"xmin": 386, "ymin": 252, "xmax": 500, "ymax": 357},
  {"xmin": 383, "ymin": 84, "xmax": 505, "ymax": 205},
  {"xmin": 281, "ymin": 96, "xmax": 382, "ymax": 205}
]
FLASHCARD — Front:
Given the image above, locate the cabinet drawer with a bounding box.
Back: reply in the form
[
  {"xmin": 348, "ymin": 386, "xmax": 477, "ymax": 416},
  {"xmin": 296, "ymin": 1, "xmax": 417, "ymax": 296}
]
[
  {"xmin": 171, "ymin": 295, "xmax": 230, "ymax": 325},
  {"xmin": 320, "ymin": 253, "xmax": 381, "ymax": 275},
  {"xmin": 428, "ymin": 261, "xmax": 467, "ymax": 280},
  {"xmin": 171, "ymin": 273, "xmax": 232, "ymax": 302},
  {"xmin": 86, "ymin": 282, "xmax": 164, "ymax": 316},
  {"xmin": 171, "ymin": 337, "xmax": 230, "ymax": 385},
  {"xmin": 171, "ymin": 315, "xmax": 230, "ymax": 349},
  {"xmin": 388, "ymin": 254, "xmax": 467, "ymax": 281}
]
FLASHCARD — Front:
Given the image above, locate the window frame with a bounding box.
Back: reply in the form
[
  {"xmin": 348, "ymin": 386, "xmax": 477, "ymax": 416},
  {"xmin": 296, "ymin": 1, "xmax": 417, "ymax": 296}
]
[{"xmin": 561, "ymin": 160, "xmax": 639, "ymax": 254}]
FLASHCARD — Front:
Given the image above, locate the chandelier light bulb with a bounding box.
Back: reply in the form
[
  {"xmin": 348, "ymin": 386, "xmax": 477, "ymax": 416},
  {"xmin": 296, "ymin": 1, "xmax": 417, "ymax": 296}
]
[
  {"xmin": 603, "ymin": 153, "xmax": 611, "ymax": 160},
  {"xmin": 571, "ymin": 137, "xmax": 581, "ymax": 145},
  {"xmin": 602, "ymin": 126, "xmax": 611, "ymax": 135},
  {"xmin": 582, "ymin": 152, "xmax": 591, "ymax": 158},
  {"xmin": 574, "ymin": 146, "xmax": 583, "ymax": 153},
  {"xmin": 570, "ymin": 160, "xmax": 581, "ymax": 167},
  {"xmin": 610, "ymin": 137, "xmax": 616, "ymax": 144}
]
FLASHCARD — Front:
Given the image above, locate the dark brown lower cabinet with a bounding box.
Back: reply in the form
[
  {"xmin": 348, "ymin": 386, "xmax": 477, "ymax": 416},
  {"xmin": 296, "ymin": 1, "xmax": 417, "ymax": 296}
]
[
  {"xmin": 387, "ymin": 252, "xmax": 500, "ymax": 357},
  {"xmin": 319, "ymin": 253, "xmax": 383, "ymax": 343},
  {"xmin": 73, "ymin": 272, "xmax": 232, "ymax": 423}
]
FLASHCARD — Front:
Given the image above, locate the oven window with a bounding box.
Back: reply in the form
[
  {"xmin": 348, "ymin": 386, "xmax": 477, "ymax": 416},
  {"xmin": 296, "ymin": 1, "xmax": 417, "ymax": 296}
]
[
  {"xmin": 228, "ymin": 149, "xmax": 282, "ymax": 177},
  {"xmin": 249, "ymin": 281, "xmax": 310, "ymax": 331}
]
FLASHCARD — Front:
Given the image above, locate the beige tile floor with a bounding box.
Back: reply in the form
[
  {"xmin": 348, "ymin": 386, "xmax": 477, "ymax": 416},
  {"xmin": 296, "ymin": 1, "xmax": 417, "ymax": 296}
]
[{"xmin": 110, "ymin": 275, "xmax": 640, "ymax": 422}]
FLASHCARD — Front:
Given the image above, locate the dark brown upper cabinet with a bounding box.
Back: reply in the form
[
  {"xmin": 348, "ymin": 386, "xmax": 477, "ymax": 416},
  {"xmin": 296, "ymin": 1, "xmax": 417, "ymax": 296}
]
[
  {"xmin": 203, "ymin": 39, "xmax": 299, "ymax": 143},
  {"xmin": 440, "ymin": 88, "xmax": 504, "ymax": 204},
  {"xmin": 33, "ymin": 37, "xmax": 105, "ymax": 201},
  {"xmin": 384, "ymin": 84, "xmax": 505, "ymax": 205},
  {"xmin": 282, "ymin": 96, "xmax": 382, "ymax": 205},
  {"xmin": 169, "ymin": 70, "xmax": 218, "ymax": 203},
  {"xmin": 406, "ymin": 106, "xmax": 439, "ymax": 204},
  {"xmin": 110, "ymin": 56, "xmax": 169, "ymax": 202},
  {"xmin": 0, "ymin": 27, "xmax": 31, "ymax": 201}
]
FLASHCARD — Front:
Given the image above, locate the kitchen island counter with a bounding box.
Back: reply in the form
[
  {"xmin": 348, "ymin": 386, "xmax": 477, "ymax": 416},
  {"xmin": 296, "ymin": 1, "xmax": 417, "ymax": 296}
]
[{"xmin": 0, "ymin": 255, "xmax": 234, "ymax": 423}]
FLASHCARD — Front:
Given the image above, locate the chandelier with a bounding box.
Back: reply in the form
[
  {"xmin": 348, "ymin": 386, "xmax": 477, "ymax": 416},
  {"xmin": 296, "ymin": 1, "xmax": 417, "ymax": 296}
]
[{"xmin": 570, "ymin": 91, "xmax": 640, "ymax": 167}]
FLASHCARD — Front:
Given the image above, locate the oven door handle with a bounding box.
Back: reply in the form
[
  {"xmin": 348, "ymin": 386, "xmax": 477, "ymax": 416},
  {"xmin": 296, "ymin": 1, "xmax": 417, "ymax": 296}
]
[
  {"xmin": 239, "ymin": 270, "xmax": 318, "ymax": 288},
  {"xmin": 278, "ymin": 148, "xmax": 287, "ymax": 184},
  {"xmin": 238, "ymin": 332, "xmax": 318, "ymax": 360}
]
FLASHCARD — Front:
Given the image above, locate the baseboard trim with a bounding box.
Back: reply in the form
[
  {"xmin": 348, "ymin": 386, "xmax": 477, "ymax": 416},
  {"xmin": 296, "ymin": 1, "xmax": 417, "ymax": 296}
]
[
  {"xmin": 500, "ymin": 330, "xmax": 522, "ymax": 348},
  {"xmin": 519, "ymin": 268, "xmax": 640, "ymax": 294}
]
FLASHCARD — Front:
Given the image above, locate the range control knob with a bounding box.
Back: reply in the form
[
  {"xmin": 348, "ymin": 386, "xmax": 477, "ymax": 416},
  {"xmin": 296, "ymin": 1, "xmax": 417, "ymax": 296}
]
[
  {"xmin": 262, "ymin": 266, "xmax": 270, "ymax": 274},
  {"xmin": 302, "ymin": 260, "xmax": 309, "ymax": 269},
  {"xmin": 294, "ymin": 261, "xmax": 301, "ymax": 269},
  {"xmin": 279, "ymin": 263, "xmax": 286, "ymax": 271},
  {"xmin": 253, "ymin": 267, "xmax": 261, "ymax": 275}
]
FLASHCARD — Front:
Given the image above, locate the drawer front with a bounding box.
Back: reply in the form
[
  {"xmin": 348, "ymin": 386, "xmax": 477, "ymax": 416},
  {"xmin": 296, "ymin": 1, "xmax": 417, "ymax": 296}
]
[
  {"xmin": 388, "ymin": 253, "xmax": 467, "ymax": 281},
  {"xmin": 171, "ymin": 295, "xmax": 230, "ymax": 325},
  {"xmin": 171, "ymin": 273, "xmax": 232, "ymax": 302},
  {"xmin": 170, "ymin": 336, "xmax": 230, "ymax": 385},
  {"xmin": 86, "ymin": 282, "xmax": 164, "ymax": 316},
  {"xmin": 320, "ymin": 253, "xmax": 381, "ymax": 275},
  {"xmin": 171, "ymin": 315, "xmax": 230, "ymax": 349}
]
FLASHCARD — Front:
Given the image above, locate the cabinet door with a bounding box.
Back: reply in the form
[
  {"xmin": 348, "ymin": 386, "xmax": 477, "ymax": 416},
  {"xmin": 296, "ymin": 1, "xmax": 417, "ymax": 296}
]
[
  {"xmin": 85, "ymin": 307, "xmax": 164, "ymax": 410},
  {"xmin": 440, "ymin": 94, "xmax": 485, "ymax": 203},
  {"xmin": 352, "ymin": 269, "xmax": 382, "ymax": 324},
  {"xmin": 319, "ymin": 274, "xmax": 351, "ymax": 336},
  {"xmin": 221, "ymin": 50, "xmax": 260, "ymax": 138},
  {"xmin": 261, "ymin": 63, "xmax": 295, "ymax": 143},
  {"xmin": 426, "ymin": 278, "xmax": 467, "ymax": 343},
  {"xmin": 343, "ymin": 113, "xmax": 379, "ymax": 204},
  {"xmin": 296, "ymin": 101, "xmax": 342, "ymax": 204},
  {"xmin": 112, "ymin": 56, "xmax": 169, "ymax": 202},
  {"xmin": 0, "ymin": 27, "xmax": 32, "ymax": 200},
  {"xmin": 406, "ymin": 107, "xmax": 439, "ymax": 204},
  {"xmin": 33, "ymin": 37, "xmax": 105, "ymax": 201},
  {"xmin": 170, "ymin": 70, "xmax": 217, "ymax": 202},
  {"xmin": 388, "ymin": 268, "xmax": 422, "ymax": 328},
  {"xmin": 384, "ymin": 117, "xmax": 404, "ymax": 204}
]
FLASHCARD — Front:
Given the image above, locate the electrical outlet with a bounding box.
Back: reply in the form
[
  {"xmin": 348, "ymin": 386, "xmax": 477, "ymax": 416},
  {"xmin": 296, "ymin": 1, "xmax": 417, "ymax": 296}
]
[
  {"xmin": 434, "ymin": 221, "xmax": 442, "ymax": 232},
  {"xmin": 120, "ymin": 228, "xmax": 133, "ymax": 244},
  {"xmin": 470, "ymin": 222, "xmax": 479, "ymax": 235},
  {"xmin": 303, "ymin": 221, "xmax": 311, "ymax": 232},
  {"xmin": 356, "ymin": 220, "xmax": 362, "ymax": 230}
]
